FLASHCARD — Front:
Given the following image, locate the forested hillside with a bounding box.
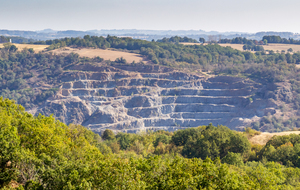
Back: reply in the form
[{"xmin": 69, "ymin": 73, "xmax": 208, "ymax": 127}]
[
  {"xmin": 2, "ymin": 35, "xmax": 300, "ymax": 132},
  {"xmin": 0, "ymin": 43, "xmax": 103, "ymax": 109},
  {"xmin": 2, "ymin": 97, "xmax": 300, "ymax": 189},
  {"xmin": 40, "ymin": 35, "xmax": 300, "ymax": 71}
]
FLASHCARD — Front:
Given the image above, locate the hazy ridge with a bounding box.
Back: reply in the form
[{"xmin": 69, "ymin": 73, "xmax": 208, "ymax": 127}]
[{"xmin": 1, "ymin": 29, "xmax": 300, "ymax": 42}]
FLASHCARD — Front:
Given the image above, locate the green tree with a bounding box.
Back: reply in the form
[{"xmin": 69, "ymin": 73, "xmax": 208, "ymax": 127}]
[
  {"xmin": 0, "ymin": 110, "xmax": 20, "ymax": 187},
  {"xmin": 263, "ymin": 39, "xmax": 268, "ymax": 45},
  {"xmin": 116, "ymin": 133, "xmax": 131, "ymax": 150},
  {"xmin": 199, "ymin": 37, "xmax": 205, "ymax": 43},
  {"xmin": 101, "ymin": 129, "xmax": 115, "ymax": 141},
  {"xmin": 222, "ymin": 152, "xmax": 244, "ymax": 166},
  {"xmin": 181, "ymin": 124, "xmax": 250, "ymax": 159},
  {"xmin": 9, "ymin": 45, "xmax": 18, "ymax": 52},
  {"xmin": 171, "ymin": 127, "xmax": 199, "ymax": 146}
]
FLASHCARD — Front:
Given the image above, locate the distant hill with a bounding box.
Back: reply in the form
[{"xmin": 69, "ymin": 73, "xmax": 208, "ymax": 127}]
[{"xmin": 1, "ymin": 29, "xmax": 300, "ymax": 42}]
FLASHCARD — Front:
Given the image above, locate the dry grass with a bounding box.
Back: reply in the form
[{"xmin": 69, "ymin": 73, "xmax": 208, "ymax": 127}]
[
  {"xmin": 181, "ymin": 42, "xmax": 300, "ymax": 53},
  {"xmin": 0, "ymin": 44, "xmax": 145, "ymax": 62},
  {"xmin": 51, "ymin": 47, "xmax": 145, "ymax": 63},
  {"xmin": 219, "ymin": 43, "xmax": 300, "ymax": 53},
  {"xmin": 218, "ymin": 44, "xmax": 245, "ymax": 51},
  {"xmin": 263, "ymin": 44, "xmax": 300, "ymax": 53},
  {"xmin": 180, "ymin": 43, "xmax": 246, "ymax": 51},
  {"xmin": 0, "ymin": 43, "xmax": 49, "ymax": 52},
  {"xmin": 249, "ymin": 131, "xmax": 300, "ymax": 145},
  {"xmin": 180, "ymin": 42, "xmax": 203, "ymax": 46}
]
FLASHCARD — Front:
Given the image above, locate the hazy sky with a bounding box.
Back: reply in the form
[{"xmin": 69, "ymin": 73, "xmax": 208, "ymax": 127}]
[{"xmin": 1, "ymin": 0, "xmax": 300, "ymax": 33}]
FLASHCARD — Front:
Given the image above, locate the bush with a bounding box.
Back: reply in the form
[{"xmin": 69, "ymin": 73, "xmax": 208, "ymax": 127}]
[
  {"xmin": 222, "ymin": 152, "xmax": 244, "ymax": 166},
  {"xmin": 101, "ymin": 129, "xmax": 115, "ymax": 141}
]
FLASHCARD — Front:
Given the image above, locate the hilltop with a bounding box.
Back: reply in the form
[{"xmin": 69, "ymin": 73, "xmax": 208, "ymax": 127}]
[{"xmin": 1, "ymin": 29, "xmax": 300, "ymax": 42}]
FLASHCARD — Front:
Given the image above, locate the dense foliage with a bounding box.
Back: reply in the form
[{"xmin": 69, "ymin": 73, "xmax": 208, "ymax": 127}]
[
  {"xmin": 219, "ymin": 37, "xmax": 265, "ymax": 45},
  {"xmin": 219, "ymin": 35, "xmax": 300, "ymax": 46},
  {"xmin": 2, "ymin": 98, "xmax": 300, "ymax": 189},
  {"xmin": 242, "ymin": 44, "xmax": 264, "ymax": 51},
  {"xmin": 0, "ymin": 44, "xmax": 105, "ymax": 108},
  {"xmin": 172, "ymin": 124, "xmax": 250, "ymax": 159},
  {"xmin": 219, "ymin": 37, "xmax": 266, "ymax": 51},
  {"xmin": 263, "ymin": 35, "xmax": 300, "ymax": 44},
  {"xmin": 0, "ymin": 37, "xmax": 9, "ymax": 43},
  {"xmin": 38, "ymin": 35, "xmax": 300, "ymax": 69},
  {"xmin": 0, "ymin": 36, "xmax": 35, "ymax": 44},
  {"xmin": 156, "ymin": 36, "xmax": 198, "ymax": 43}
]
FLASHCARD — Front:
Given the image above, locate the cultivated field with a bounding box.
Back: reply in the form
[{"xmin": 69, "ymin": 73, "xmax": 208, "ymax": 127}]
[
  {"xmin": 181, "ymin": 42, "xmax": 300, "ymax": 53},
  {"xmin": 249, "ymin": 131, "xmax": 300, "ymax": 145},
  {"xmin": 51, "ymin": 47, "xmax": 145, "ymax": 63},
  {"xmin": 0, "ymin": 43, "xmax": 49, "ymax": 52}
]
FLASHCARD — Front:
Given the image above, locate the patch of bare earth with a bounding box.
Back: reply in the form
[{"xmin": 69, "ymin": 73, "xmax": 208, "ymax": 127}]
[
  {"xmin": 51, "ymin": 47, "xmax": 146, "ymax": 63},
  {"xmin": 249, "ymin": 131, "xmax": 300, "ymax": 145}
]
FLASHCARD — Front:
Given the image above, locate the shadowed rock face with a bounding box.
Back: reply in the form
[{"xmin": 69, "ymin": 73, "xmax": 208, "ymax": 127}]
[{"xmin": 30, "ymin": 64, "xmax": 278, "ymax": 134}]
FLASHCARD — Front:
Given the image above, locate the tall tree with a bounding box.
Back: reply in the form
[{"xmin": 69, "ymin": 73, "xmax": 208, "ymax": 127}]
[{"xmin": 199, "ymin": 37, "xmax": 205, "ymax": 43}]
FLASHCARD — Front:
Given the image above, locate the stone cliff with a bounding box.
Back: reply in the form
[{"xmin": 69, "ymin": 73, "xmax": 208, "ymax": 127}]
[{"xmin": 30, "ymin": 63, "xmax": 279, "ymax": 133}]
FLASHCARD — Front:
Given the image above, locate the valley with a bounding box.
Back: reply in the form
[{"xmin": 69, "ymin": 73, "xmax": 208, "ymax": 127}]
[{"xmin": 4, "ymin": 0, "xmax": 300, "ymax": 188}]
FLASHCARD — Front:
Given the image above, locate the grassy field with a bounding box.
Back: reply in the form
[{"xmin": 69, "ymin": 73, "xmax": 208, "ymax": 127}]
[
  {"xmin": 0, "ymin": 44, "xmax": 145, "ymax": 62},
  {"xmin": 219, "ymin": 43, "xmax": 300, "ymax": 53},
  {"xmin": 51, "ymin": 47, "xmax": 145, "ymax": 63},
  {"xmin": 249, "ymin": 131, "xmax": 300, "ymax": 145},
  {"xmin": 0, "ymin": 43, "xmax": 49, "ymax": 52},
  {"xmin": 181, "ymin": 42, "xmax": 300, "ymax": 53}
]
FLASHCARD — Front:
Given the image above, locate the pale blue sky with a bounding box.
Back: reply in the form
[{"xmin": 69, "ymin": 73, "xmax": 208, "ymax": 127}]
[{"xmin": 1, "ymin": 0, "xmax": 299, "ymax": 33}]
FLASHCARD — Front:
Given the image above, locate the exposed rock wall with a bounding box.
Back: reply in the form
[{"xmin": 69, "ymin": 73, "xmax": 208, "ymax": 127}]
[{"xmin": 32, "ymin": 64, "xmax": 278, "ymax": 133}]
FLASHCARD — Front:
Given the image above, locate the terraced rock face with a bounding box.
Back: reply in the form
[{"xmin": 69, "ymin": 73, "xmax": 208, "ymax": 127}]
[{"xmin": 31, "ymin": 64, "xmax": 277, "ymax": 133}]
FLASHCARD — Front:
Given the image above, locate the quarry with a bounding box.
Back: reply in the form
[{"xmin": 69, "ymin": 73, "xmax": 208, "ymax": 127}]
[{"xmin": 30, "ymin": 63, "xmax": 282, "ymax": 134}]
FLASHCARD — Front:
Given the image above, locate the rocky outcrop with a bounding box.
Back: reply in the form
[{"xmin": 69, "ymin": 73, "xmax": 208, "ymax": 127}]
[{"xmin": 31, "ymin": 64, "xmax": 278, "ymax": 133}]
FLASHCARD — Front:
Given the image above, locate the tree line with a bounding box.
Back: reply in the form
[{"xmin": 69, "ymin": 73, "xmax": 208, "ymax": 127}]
[
  {"xmin": 219, "ymin": 35, "xmax": 300, "ymax": 46},
  {"xmin": 263, "ymin": 35, "xmax": 300, "ymax": 44},
  {"xmin": 156, "ymin": 36, "xmax": 198, "ymax": 43},
  {"xmin": 0, "ymin": 36, "xmax": 9, "ymax": 43},
  {"xmin": 219, "ymin": 37, "xmax": 266, "ymax": 45}
]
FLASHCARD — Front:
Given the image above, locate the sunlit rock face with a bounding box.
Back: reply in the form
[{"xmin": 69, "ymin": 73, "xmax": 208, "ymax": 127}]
[{"xmin": 31, "ymin": 64, "xmax": 277, "ymax": 133}]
